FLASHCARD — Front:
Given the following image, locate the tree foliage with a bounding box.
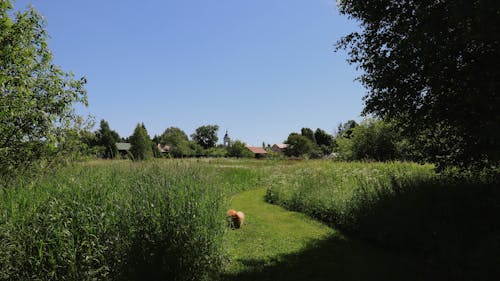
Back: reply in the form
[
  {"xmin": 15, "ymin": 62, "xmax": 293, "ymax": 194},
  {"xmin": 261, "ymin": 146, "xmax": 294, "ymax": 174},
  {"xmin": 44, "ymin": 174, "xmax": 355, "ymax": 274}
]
[
  {"xmin": 0, "ymin": 1, "xmax": 87, "ymax": 179},
  {"xmin": 314, "ymin": 128, "xmax": 333, "ymax": 147},
  {"xmin": 95, "ymin": 120, "xmax": 120, "ymax": 159},
  {"xmin": 300, "ymin": 128, "xmax": 316, "ymax": 144},
  {"xmin": 336, "ymin": 119, "xmax": 399, "ymax": 161},
  {"xmin": 336, "ymin": 120, "xmax": 358, "ymax": 139},
  {"xmin": 227, "ymin": 140, "xmax": 253, "ymax": 158},
  {"xmin": 160, "ymin": 127, "xmax": 194, "ymax": 158},
  {"xmin": 191, "ymin": 125, "xmax": 219, "ymax": 149},
  {"xmin": 130, "ymin": 123, "xmax": 152, "ymax": 161},
  {"xmin": 337, "ymin": 0, "xmax": 500, "ymax": 170},
  {"xmin": 284, "ymin": 133, "xmax": 315, "ymax": 158}
]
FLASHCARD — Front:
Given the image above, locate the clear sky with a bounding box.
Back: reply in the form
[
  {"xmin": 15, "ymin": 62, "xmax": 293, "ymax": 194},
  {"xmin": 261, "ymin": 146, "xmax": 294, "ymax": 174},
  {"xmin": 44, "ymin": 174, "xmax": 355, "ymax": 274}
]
[{"xmin": 13, "ymin": 0, "xmax": 364, "ymax": 146}]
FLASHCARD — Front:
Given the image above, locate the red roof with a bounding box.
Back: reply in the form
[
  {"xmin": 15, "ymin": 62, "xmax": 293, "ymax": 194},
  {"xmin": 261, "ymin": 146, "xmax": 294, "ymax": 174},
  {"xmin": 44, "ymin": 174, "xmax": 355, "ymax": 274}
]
[
  {"xmin": 273, "ymin": 144, "xmax": 288, "ymax": 149},
  {"xmin": 246, "ymin": 146, "xmax": 267, "ymax": 154}
]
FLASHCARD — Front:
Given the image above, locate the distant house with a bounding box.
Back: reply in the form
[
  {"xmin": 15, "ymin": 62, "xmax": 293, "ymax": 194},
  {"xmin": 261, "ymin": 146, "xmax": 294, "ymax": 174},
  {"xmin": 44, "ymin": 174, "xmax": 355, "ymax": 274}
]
[
  {"xmin": 116, "ymin": 142, "xmax": 131, "ymax": 158},
  {"xmin": 246, "ymin": 146, "xmax": 268, "ymax": 158},
  {"xmin": 271, "ymin": 143, "xmax": 288, "ymax": 153},
  {"xmin": 157, "ymin": 144, "xmax": 171, "ymax": 154}
]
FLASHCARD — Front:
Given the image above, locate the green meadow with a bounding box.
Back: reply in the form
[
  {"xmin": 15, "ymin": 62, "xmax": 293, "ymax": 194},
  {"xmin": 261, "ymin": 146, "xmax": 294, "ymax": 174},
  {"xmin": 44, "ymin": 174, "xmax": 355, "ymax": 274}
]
[{"xmin": 1, "ymin": 159, "xmax": 498, "ymax": 280}]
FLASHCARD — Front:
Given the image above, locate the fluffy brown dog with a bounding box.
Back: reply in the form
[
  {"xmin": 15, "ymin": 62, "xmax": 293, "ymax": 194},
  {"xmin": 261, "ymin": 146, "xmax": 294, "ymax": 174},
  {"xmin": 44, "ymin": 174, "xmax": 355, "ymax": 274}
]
[{"xmin": 226, "ymin": 209, "xmax": 245, "ymax": 229}]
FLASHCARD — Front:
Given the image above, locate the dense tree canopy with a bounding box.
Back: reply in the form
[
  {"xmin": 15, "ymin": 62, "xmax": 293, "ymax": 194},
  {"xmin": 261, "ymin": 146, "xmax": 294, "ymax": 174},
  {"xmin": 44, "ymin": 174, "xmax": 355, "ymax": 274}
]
[
  {"xmin": 336, "ymin": 119, "xmax": 400, "ymax": 161},
  {"xmin": 95, "ymin": 120, "xmax": 120, "ymax": 159},
  {"xmin": 130, "ymin": 123, "xmax": 152, "ymax": 161},
  {"xmin": 337, "ymin": 0, "xmax": 500, "ymax": 170},
  {"xmin": 284, "ymin": 133, "xmax": 315, "ymax": 158},
  {"xmin": 336, "ymin": 120, "xmax": 358, "ymax": 139},
  {"xmin": 191, "ymin": 125, "xmax": 219, "ymax": 149},
  {"xmin": 159, "ymin": 127, "xmax": 193, "ymax": 157},
  {"xmin": 0, "ymin": 1, "xmax": 87, "ymax": 178},
  {"xmin": 300, "ymin": 128, "xmax": 316, "ymax": 144}
]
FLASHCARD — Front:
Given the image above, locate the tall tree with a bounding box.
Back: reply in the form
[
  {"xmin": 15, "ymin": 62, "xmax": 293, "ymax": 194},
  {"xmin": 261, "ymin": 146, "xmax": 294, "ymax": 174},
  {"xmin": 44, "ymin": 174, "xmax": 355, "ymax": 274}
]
[
  {"xmin": 337, "ymin": 0, "xmax": 500, "ymax": 170},
  {"xmin": 284, "ymin": 133, "xmax": 315, "ymax": 158},
  {"xmin": 160, "ymin": 127, "xmax": 193, "ymax": 158},
  {"xmin": 95, "ymin": 119, "xmax": 120, "ymax": 159},
  {"xmin": 336, "ymin": 119, "xmax": 399, "ymax": 161},
  {"xmin": 300, "ymin": 127, "xmax": 316, "ymax": 144},
  {"xmin": 314, "ymin": 128, "xmax": 333, "ymax": 147},
  {"xmin": 315, "ymin": 128, "xmax": 334, "ymax": 155},
  {"xmin": 191, "ymin": 125, "xmax": 219, "ymax": 149},
  {"xmin": 0, "ymin": 1, "xmax": 87, "ymax": 179},
  {"xmin": 130, "ymin": 123, "xmax": 152, "ymax": 161},
  {"xmin": 336, "ymin": 120, "xmax": 358, "ymax": 139}
]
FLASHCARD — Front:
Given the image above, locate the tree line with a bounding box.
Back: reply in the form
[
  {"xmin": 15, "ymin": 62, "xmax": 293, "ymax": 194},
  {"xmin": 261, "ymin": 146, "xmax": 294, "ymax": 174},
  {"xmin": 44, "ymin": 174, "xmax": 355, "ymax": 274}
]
[
  {"xmin": 2, "ymin": 0, "xmax": 498, "ymax": 180},
  {"xmin": 80, "ymin": 121, "xmax": 226, "ymax": 160}
]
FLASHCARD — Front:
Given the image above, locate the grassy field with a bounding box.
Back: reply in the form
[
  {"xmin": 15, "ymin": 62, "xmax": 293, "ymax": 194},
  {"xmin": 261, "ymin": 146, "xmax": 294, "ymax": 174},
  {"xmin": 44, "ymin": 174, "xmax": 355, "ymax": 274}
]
[
  {"xmin": 1, "ymin": 159, "xmax": 498, "ymax": 280},
  {"xmin": 222, "ymin": 188, "xmax": 433, "ymax": 281},
  {"xmin": 265, "ymin": 161, "xmax": 500, "ymax": 280},
  {"xmin": 0, "ymin": 159, "xmax": 267, "ymax": 281}
]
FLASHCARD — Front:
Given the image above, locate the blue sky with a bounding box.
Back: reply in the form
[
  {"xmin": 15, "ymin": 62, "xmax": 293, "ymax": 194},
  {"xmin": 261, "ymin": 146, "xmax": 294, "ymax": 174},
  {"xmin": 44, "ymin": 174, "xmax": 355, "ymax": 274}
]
[{"xmin": 14, "ymin": 0, "xmax": 364, "ymax": 146}]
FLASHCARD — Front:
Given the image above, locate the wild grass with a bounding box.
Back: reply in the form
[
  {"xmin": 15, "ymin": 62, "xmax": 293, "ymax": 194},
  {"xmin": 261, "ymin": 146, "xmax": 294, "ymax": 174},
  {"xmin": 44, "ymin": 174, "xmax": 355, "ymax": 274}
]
[
  {"xmin": 0, "ymin": 159, "xmax": 268, "ymax": 281},
  {"xmin": 265, "ymin": 161, "xmax": 500, "ymax": 279},
  {"xmin": 3, "ymin": 159, "xmax": 498, "ymax": 280},
  {"xmin": 222, "ymin": 188, "xmax": 433, "ymax": 281}
]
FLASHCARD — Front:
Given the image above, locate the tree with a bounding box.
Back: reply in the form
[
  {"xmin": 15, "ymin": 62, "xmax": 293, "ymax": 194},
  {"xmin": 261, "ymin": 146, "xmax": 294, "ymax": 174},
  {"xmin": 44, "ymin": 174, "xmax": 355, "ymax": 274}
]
[
  {"xmin": 336, "ymin": 120, "xmax": 358, "ymax": 139},
  {"xmin": 159, "ymin": 127, "xmax": 193, "ymax": 157},
  {"xmin": 315, "ymin": 128, "xmax": 334, "ymax": 155},
  {"xmin": 284, "ymin": 133, "xmax": 315, "ymax": 158},
  {"xmin": 191, "ymin": 125, "xmax": 219, "ymax": 149},
  {"xmin": 0, "ymin": 1, "xmax": 87, "ymax": 179},
  {"xmin": 95, "ymin": 120, "xmax": 120, "ymax": 159},
  {"xmin": 160, "ymin": 127, "xmax": 189, "ymax": 146},
  {"xmin": 300, "ymin": 128, "xmax": 316, "ymax": 143},
  {"xmin": 129, "ymin": 123, "xmax": 152, "ymax": 161},
  {"xmin": 345, "ymin": 119, "xmax": 399, "ymax": 161},
  {"xmin": 227, "ymin": 140, "xmax": 254, "ymax": 158},
  {"xmin": 337, "ymin": 0, "xmax": 500, "ymax": 170},
  {"xmin": 314, "ymin": 128, "xmax": 333, "ymax": 147}
]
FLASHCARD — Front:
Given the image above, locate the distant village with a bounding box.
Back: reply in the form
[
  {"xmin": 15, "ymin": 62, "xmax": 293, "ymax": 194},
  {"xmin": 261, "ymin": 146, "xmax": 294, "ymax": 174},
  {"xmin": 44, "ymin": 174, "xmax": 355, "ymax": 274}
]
[
  {"xmin": 82, "ymin": 120, "xmax": 352, "ymax": 160},
  {"xmin": 117, "ymin": 131, "xmax": 289, "ymax": 159}
]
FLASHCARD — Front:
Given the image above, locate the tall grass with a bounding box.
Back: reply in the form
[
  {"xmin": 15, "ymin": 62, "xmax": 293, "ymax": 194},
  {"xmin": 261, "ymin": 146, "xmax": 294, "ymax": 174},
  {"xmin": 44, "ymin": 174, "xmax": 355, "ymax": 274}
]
[
  {"xmin": 265, "ymin": 161, "xmax": 500, "ymax": 279},
  {"xmin": 0, "ymin": 160, "xmax": 267, "ymax": 281}
]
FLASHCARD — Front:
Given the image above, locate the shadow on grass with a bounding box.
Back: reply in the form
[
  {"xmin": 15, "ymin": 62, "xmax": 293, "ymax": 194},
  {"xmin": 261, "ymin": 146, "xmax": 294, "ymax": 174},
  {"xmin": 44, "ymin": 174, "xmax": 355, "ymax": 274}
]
[
  {"xmin": 222, "ymin": 234, "xmax": 441, "ymax": 281},
  {"xmin": 264, "ymin": 175, "xmax": 500, "ymax": 281}
]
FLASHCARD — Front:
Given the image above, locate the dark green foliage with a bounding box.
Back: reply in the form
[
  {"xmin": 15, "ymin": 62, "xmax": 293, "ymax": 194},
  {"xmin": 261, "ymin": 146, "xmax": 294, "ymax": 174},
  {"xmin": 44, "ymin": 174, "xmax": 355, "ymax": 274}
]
[
  {"xmin": 300, "ymin": 128, "xmax": 316, "ymax": 143},
  {"xmin": 336, "ymin": 120, "xmax": 357, "ymax": 139},
  {"xmin": 336, "ymin": 119, "xmax": 400, "ymax": 161},
  {"xmin": 266, "ymin": 162, "xmax": 500, "ymax": 280},
  {"xmin": 129, "ymin": 123, "xmax": 152, "ymax": 161},
  {"xmin": 95, "ymin": 120, "xmax": 120, "ymax": 159},
  {"xmin": 227, "ymin": 141, "xmax": 254, "ymax": 158},
  {"xmin": 314, "ymin": 128, "xmax": 333, "ymax": 147},
  {"xmin": 284, "ymin": 133, "xmax": 315, "ymax": 157},
  {"xmin": 0, "ymin": 1, "xmax": 87, "ymax": 179},
  {"xmin": 314, "ymin": 128, "xmax": 334, "ymax": 156},
  {"xmin": 191, "ymin": 125, "xmax": 219, "ymax": 149},
  {"xmin": 337, "ymin": 0, "xmax": 500, "ymax": 170}
]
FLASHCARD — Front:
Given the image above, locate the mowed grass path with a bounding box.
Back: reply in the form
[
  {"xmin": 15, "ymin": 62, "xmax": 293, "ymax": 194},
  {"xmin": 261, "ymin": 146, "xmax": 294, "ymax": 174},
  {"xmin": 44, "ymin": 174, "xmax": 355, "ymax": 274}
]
[{"xmin": 222, "ymin": 189, "xmax": 436, "ymax": 281}]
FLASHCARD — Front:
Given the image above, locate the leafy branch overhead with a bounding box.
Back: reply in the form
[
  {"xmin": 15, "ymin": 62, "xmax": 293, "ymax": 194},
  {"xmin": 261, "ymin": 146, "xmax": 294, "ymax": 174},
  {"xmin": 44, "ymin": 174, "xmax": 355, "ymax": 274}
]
[
  {"xmin": 337, "ymin": 0, "xmax": 500, "ymax": 170},
  {"xmin": 0, "ymin": 1, "xmax": 87, "ymax": 178}
]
